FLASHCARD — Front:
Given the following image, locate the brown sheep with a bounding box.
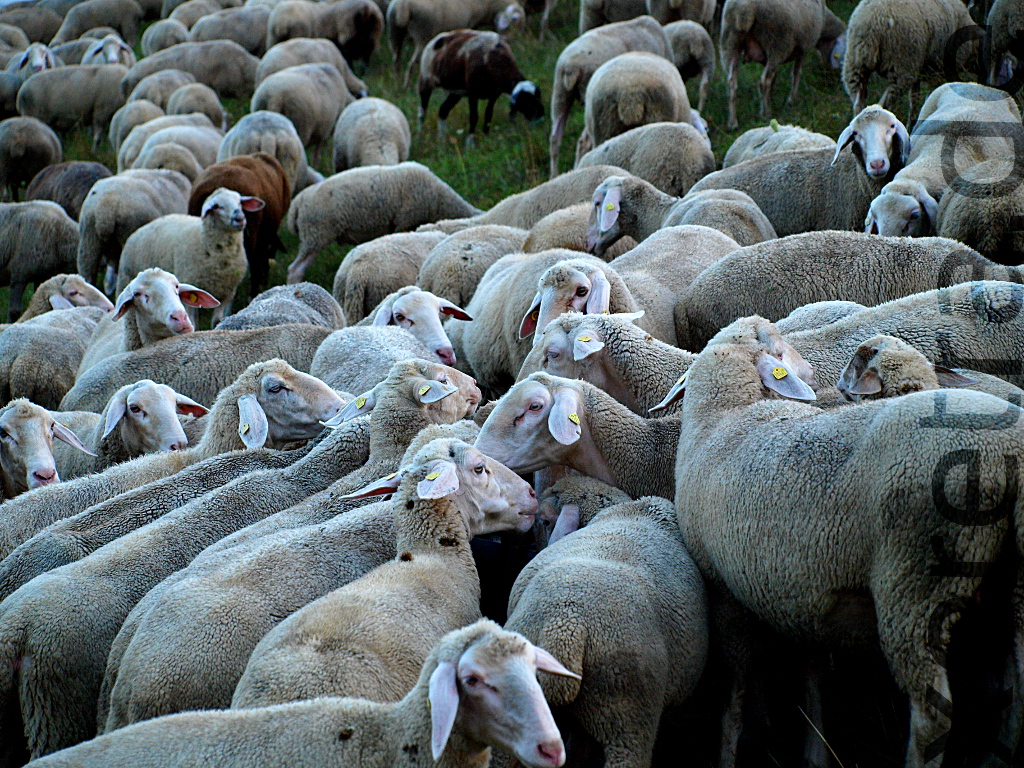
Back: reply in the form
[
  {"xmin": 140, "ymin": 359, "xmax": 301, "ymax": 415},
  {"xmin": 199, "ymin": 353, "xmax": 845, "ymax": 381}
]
[
  {"xmin": 25, "ymin": 161, "xmax": 112, "ymax": 221},
  {"xmin": 187, "ymin": 152, "xmax": 291, "ymax": 297}
]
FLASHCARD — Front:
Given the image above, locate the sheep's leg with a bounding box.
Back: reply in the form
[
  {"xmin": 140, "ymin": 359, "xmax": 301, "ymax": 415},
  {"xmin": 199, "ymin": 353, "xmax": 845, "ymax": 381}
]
[
  {"xmin": 286, "ymin": 236, "xmax": 326, "ymax": 284},
  {"xmin": 549, "ymin": 103, "xmax": 570, "ymax": 178},
  {"xmin": 465, "ymin": 99, "xmax": 479, "ymax": 149},
  {"xmin": 786, "ymin": 56, "xmax": 805, "ymax": 106},
  {"xmin": 91, "ymin": 122, "xmax": 103, "ymax": 152},
  {"xmin": 726, "ymin": 52, "xmax": 740, "ymax": 130},
  {"xmin": 482, "ymin": 97, "xmax": 497, "ymax": 133},
  {"xmin": 852, "ymin": 83, "xmax": 868, "ymax": 116},
  {"xmin": 417, "ymin": 84, "xmax": 432, "ymax": 129},
  {"xmin": 698, "ymin": 71, "xmax": 709, "ymax": 113},
  {"xmin": 437, "ymin": 93, "xmax": 461, "ymax": 141},
  {"xmin": 7, "ymin": 280, "xmax": 25, "ymax": 322},
  {"xmin": 907, "ymin": 80, "xmax": 921, "ymax": 125},
  {"xmin": 389, "ymin": 25, "xmax": 405, "ymax": 72},
  {"xmin": 802, "ymin": 655, "xmax": 831, "ymax": 768},
  {"xmin": 758, "ymin": 62, "xmax": 779, "ymax": 119},
  {"xmin": 719, "ymin": 662, "xmax": 746, "ymax": 768},
  {"xmin": 539, "ymin": 0, "xmax": 555, "ymax": 40},
  {"xmin": 103, "ymin": 264, "xmax": 117, "ymax": 296},
  {"xmin": 402, "ymin": 44, "xmax": 422, "ymax": 89}
]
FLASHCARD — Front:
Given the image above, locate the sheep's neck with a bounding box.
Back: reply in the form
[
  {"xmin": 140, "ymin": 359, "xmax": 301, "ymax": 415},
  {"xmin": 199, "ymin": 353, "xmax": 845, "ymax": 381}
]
[
  {"xmin": 385, "ymin": 687, "xmax": 491, "ymax": 768},
  {"xmin": 632, "ymin": 189, "xmax": 679, "ymax": 242},
  {"xmin": 368, "ymin": 400, "xmax": 436, "ymax": 457},
  {"xmin": 394, "ymin": 494, "xmax": 476, "ymax": 560},
  {"xmin": 604, "ymin": 331, "xmax": 693, "ymax": 413}
]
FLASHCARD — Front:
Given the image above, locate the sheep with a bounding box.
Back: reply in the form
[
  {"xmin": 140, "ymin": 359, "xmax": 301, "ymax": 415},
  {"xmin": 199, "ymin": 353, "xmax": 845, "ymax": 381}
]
[
  {"xmin": 772, "ymin": 299, "xmax": 865, "ymax": 334},
  {"xmin": 0, "ymin": 399, "xmax": 96, "ymax": 498},
  {"xmin": 161, "ymin": 0, "xmax": 242, "ymax": 19},
  {"xmin": 24, "ymin": 161, "xmax": 111, "ymax": 221},
  {"xmin": 720, "ymin": 0, "xmax": 846, "ymax": 130},
  {"xmin": 140, "ymin": 18, "xmax": 188, "ymax": 55},
  {"xmin": 51, "ymin": 380, "xmax": 208, "ymax": 480},
  {"xmin": 662, "ymin": 19, "xmax": 714, "ymax": 112},
  {"xmin": 5, "ymin": 42, "xmax": 59, "ymax": 82},
  {"xmin": 256, "ymin": 37, "xmax": 369, "ymax": 96},
  {"xmin": 135, "ymin": 125, "xmax": 222, "ymax": 172},
  {"xmin": 936, "ymin": 159, "xmax": 1024, "ymax": 264},
  {"xmin": 386, "ymin": 0, "xmax": 524, "ymax": 87},
  {"xmin": 0, "ymin": 201, "xmax": 78, "ymax": 322},
  {"xmin": 126, "ymin": 68, "xmax": 197, "ymax": 110},
  {"xmin": 117, "ymin": 112, "xmax": 215, "ymax": 169},
  {"xmin": 130, "ymin": 141, "xmax": 203, "ymax": 181},
  {"xmin": 16, "ymin": 64, "xmax": 127, "ymax": 148},
  {"xmin": 332, "ymin": 231, "xmax": 446, "ymax": 322},
  {"xmin": 0, "ymin": 24, "xmax": 28, "ymax": 51},
  {"xmin": 332, "ymin": 97, "xmax": 409, "ymax": 173},
  {"xmin": 575, "ymin": 121, "xmax": 714, "ymax": 197},
  {"xmin": 523, "ymin": 202, "xmax": 637, "ymax": 257},
  {"xmin": 267, "ymin": 0, "xmax": 382, "ymax": 68},
  {"xmin": 121, "ymin": 40, "xmax": 260, "ymax": 99},
  {"xmin": 577, "ymin": 52, "xmax": 692, "ymax": 163},
  {"xmin": 843, "ymin": 0, "xmax": 976, "ymax": 118},
  {"xmin": 669, "ymin": 315, "xmax": 1024, "ymax": 767},
  {"xmin": 81, "ymin": 34, "xmax": 136, "ymax": 67},
  {"xmin": 77, "ymin": 268, "xmax": 219, "ymax": 374},
  {"xmin": 723, "ymin": 120, "xmax": 836, "ymax": 167},
  {"xmin": 169, "ymin": 0, "xmax": 224, "ymax": 27},
  {"xmin": 286, "ymin": 162, "xmax": 480, "ymax": 284},
  {"xmin": 107, "ymin": 99, "xmax": 165, "ymax": 153},
  {"xmin": 0, "ymin": 116, "xmax": 61, "ymax": 201},
  {"xmin": 0, "ymin": 307, "xmax": 107, "ymax": 409},
  {"xmin": 116, "ymin": 189, "xmax": 263, "ymax": 323},
  {"xmin": 13, "ymin": 274, "xmax": 113, "ymax": 322},
  {"xmin": 578, "ymin": 0, "xmax": 647, "ymax": 34},
  {"xmin": 864, "ymin": 83, "xmax": 1022, "ymax": 238},
  {"xmin": 685, "ymin": 105, "xmax": 910, "ymax": 236},
  {"xmin": 251, "ymin": 62, "xmax": 355, "ymax": 164},
  {"xmin": 506, "ymin": 491, "xmax": 707, "ymax": 768},
  {"xmin": 986, "ymin": 0, "xmax": 1022, "ymax": 85},
  {"xmin": 26, "ymin": 621, "xmax": 573, "ymax": 768},
  {"xmin": 188, "ymin": 4, "xmax": 269, "ymax": 54},
  {"xmin": 646, "ymin": 0, "xmax": 713, "ymax": 25},
  {"xmin": 547, "ymin": 16, "xmax": 671, "ymax": 178},
  {"xmin": 519, "ymin": 310, "xmax": 694, "ymax": 416},
  {"xmin": 165, "ymin": 82, "xmax": 226, "ymax": 129},
  {"xmin": 188, "ymin": 153, "xmax": 292, "ymax": 297},
  {"xmin": 218, "ymin": 110, "xmax": 315, "ymax": 195},
  {"xmin": 49, "ymin": 0, "xmax": 144, "ymax": 45},
  {"xmin": 418, "ymin": 225, "xmax": 528, "ymax": 308},
  {"xmin": 76, "ymin": 169, "xmax": 192, "ymax": 287},
  {"xmin": 61, "ymin": 322, "xmax": 336, "ymax": 411},
  {"xmin": 417, "ymin": 30, "xmax": 542, "ymax": 148},
  {"xmin": 0, "ymin": 8, "xmax": 62, "ymax": 44},
  {"xmin": 475, "ymin": 372, "xmax": 679, "ymax": 499},
  {"xmin": 0, "ymin": 70, "xmax": 21, "ymax": 120},
  {"xmin": 216, "ymin": 283, "xmax": 346, "ymax": 330}
]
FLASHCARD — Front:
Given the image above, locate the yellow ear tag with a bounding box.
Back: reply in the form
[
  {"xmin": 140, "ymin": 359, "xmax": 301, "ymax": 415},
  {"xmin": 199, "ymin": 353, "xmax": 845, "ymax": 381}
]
[
  {"xmin": 568, "ymin": 412, "xmax": 580, "ymax": 425},
  {"xmin": 186, "ymin": 292, "xmax": 197, "ymax": 303},
  {"xmin": 772, "ymin": 367, "xmax": 788, "ymax": 380},
  {"xmin": 676, "ymin": 372, "xmax": 687, "ymax": 386},
  {"xmin": 419, "ymin": 385, "xmax": 431, "ymax": 396},
  {"xmin": 240, "ymin": 423, "xmax": 250, "ymax": 434},
  {"xmin": 604, "ymin": 202, "xmax": 615, "ymax": 211},
  {"xmin": 384, "ymin": 472, "xmax": 398, "ymax": 480},
  {"xmin": 425, "ymin": 471, "xmax": 441, "ymax": 481},
  {"xmin": 531, "ymin": 310, "xmax": 539, "ymax": 321},
  {"xmin": 355, "ymin": 397, "xmax": 366, "ymax": 408},
  {"xmin": 577, "ymin": 336, "xmax": 591, "ymax": 342}
]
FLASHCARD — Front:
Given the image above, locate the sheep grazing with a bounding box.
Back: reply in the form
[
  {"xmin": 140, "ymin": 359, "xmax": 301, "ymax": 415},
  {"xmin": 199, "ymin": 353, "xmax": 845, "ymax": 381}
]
[
  {"xmin": 723, "ymin": 120, "xmax": 835, "ymax": 167},
  {"xmin": 663, "ymin": 19, "xmax": 715, "ymax": 113},
  {"xmin": 117, "ymin": 113, "xmax": 218, "ymax": 169},
  {"xmin": 140, "ymin": 18, "xmax": 188, "ymax": 55},
  {"xmin": 49, "ymin": 0, "xmax": 144, "ymax": 45},
  {"xmin": 14, "ymin": 274, "xmax": 113, "ymax": 322},
  {"xmin": 126, "ymin": 69, "xmax": 197, "ymax": 110},
  {"xmin": 0, "ymin": 201, "xmax": 78, "ymax": 322},
  {"xmin": 286, "ymin": 162, "xmax": 480, "ymax": 283},
  {"xmin": 579, "ymin": 0, "xmax": 647, "ymax": 34},
  {"xmin": 107, "ymin": 100, "xmax": 165, "ymax": 153},
  {"xmin": 720, "ymin": 0, "xmax": 846, "ymax": 129},
  {"xmin": 986, "ymin": 0, "xmax": 1023, "ymax": 86},
  {"xmin": 0, "ymin": 116, "xmax": 61, "ymax": 202},
  {"xmin": 936, "ymin": 158, "xmax": 1024, "ymax": 265},
  {"xmin": 16, "ymin": 64, "xmax": 128, "ymax": 149},
  {"xmin": 0, "ymin": 399, "xmax": 95, "ymax": 498},
  {"xmin": 188, "ymin": 153, "xmax": 291, "ymax": 298},
  {"xmin": 418, "ymin": 225, "xmax": 528, "ymax": 307},
  {"xmin": 216, "ymin": 283, "xmax": 345, "ymax": 330},
  {"xmin": 265, "ymin": 0, "xmax": 384, "ymax": 70},
  {"xmin": 256, "ymin": 37, "xmax": 369, "ymax": 96},
  {"xmin": 418, "ymin": 30, "xmax": 542, "ymax": 149},
  {"xmin": 166, "ymin": 83, "xmax": 227, "ymax": 130},
  {"xmin": 218, "ymin": 110, "xmax": 315, "ymax": 195},
  {"xmin": 80, "ymin": 34, "xmax": 136, "ymax": 67},
  {"xmin": 117, "ymin": 188, "xmax": 264, "ymax": 322},
  {"xmin": 121, "ymin": 40, "xmax": 260, "ymax": 100},
  {"xmin": 0, "ymin": 8, "xmax": 62, "ymax": 44},
  {"xmin": 333, "ymin": 97, "xmax": 411, "ymax": 171},
  {"xmin": 189, "ymin": 5, "xmax": 271, "ymax": 56},
  {"xmin": 523, "ymin": 202, "xmax": 636, "ymax": 257},
  {"xmin": 24, "ymin": 161, "xmax": 111, "ymax": 221}
]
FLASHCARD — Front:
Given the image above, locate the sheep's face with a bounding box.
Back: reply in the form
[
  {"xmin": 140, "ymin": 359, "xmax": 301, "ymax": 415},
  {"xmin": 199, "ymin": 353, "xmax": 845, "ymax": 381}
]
[
  {"xmin": 510, "ymin": 81, "xmax": 543, "ymax": 123},
  {"xmin": 113, "ymin": 268, "xmax": 220, "ymax": 338},
  {"xmin": 53, "ymin": 275, "xmax": 114, "ymax": 313},
  {"xmin": 16, "ymin": 43, "xmax": 55, "ymax": 75},
  {"xmin": 864, "ymin": 183, "xmax": 937, "ymax": 237},
  {"xmin": 584, "ymin": 178, "xmax": 626, "ymax": 257},
  {"xmin": 201, "ymin": 187, "xmax": 265, "ymax": 232},
  {"xmin": 0, "ymin": 401, "xmax": 94, "ymax": 495},
  {"xmin": 105, "ymin": 380, "xmax": 207, "ymax": 455},
  {"xmin": 254, "ymin": 367, "xmax": 344, "ymax": 444},
  {"xmin": 836, "ymin": 335, "xmax": 973, "ymax": 402},
  {"xmin": 520, "ymin": 262, "xmax": 611, "ymax": 341},
  {"xmin": 373, "ymin": 288, "xmax": 472, "ymax": 367},
  {"xmin": 833, "ymin": 106, "xmax": 908, "ymax": 179}
]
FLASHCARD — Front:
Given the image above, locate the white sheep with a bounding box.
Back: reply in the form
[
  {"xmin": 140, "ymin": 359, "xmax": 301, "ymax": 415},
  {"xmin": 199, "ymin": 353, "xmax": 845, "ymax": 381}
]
[
  {"xmin": 333, "ymin": 97, "xmax": 409, "ymax": 171},
  {"xmin": 0, "ymin": 201, "xmax": 78, "ymax": 322},
  {"xmin": 16, "ymin": 64, "xmax": 127, "ymax": 148},
  {"xmin": 0, "ymin": 399, "xmax": 94, "ymax": 498},
  {"xmin": 265, "ymin": 0, "xmax": 384, "ymax": 70},
  {"xmin": 522, "ymin": 202, "xmax": 636, "ymax": 257},
  {"xmin": 126, "ymin": 69, "xmax": 197, "ymax": 110},
  {"xmin": 189, "ymin": 4, "xmax": 271, "ymax": 55},
  {"xmin": 121, "ymin": 40, "xmax": 260, "ymax": 100},
  {"xmin": 578, "ymin": 0, "xmax": 647, "ymax": 34},
  {"xmin": 130, "ymin": 141, "xmax": 203, "ymax": 181},
  {"xmin": 80, "ymin": 34, "xmax": 136, "ymax": 67},
  {"xmin": 140, "ymin": 18, "xmax": 188, "ymax": 56},
  {"xmin": 663, "ymin": 19, "xmax": 715, "ymax": 112},
  {"xmin": 5, "ymin": 41, "xmax": 59, "ymax": 81},
  {"xmin": 256, "ymin": 37, "xmax": 369, "ymax": 95},
  {"xmin": 165, "ymin": 83, "xmax": 227, "ymax": 130},
  {"xmin": 935, "ymin": 158, "xmax": 1024, "ymax": 263},
  {"xmin": 0, "ymin": 116, "xmax": 62, "ymax": 203},
  {"xmin": 107, "ymin": 100, "xmax": 165, "ymax": 153},
  {"xmin": 418, "ymin": 225, "xmax": 528, "ymax": 307},
  {"xmin": 117, "ymin": 112, "xmax": 215, "ymax": 170},
  {"xmin": 218, "ymin": 110, "xmax": 315, "ymax": 195},
  {"xmin": 723, "ymin": 120, "xmax": 835, "ymax": 167}
]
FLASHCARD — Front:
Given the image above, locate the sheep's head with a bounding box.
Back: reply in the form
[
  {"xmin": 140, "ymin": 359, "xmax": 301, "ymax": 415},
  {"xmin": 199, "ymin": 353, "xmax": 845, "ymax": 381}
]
[
  {"xmin": 85, "ymin": 34, "xmax": 133, "ymax": 65},
  {"xmin": 113, "ymin": 268, "xmax": 219, "ymax": 338},
  {"xmin": 11, "ymin": 43, "xmax": 56, "ymax": 77},
  {"xmin": 864, "ymin": 178, "xmax": 938, "ymax": 237},
  {"xmin": 494, "ymin": 2, "xmax": 524, "ymax": 32},
  {"xmin": 43, "ymin": 274, "xmax": 114, "ymax": 313},
  {"xmin": 0, "ymin": 400, "xmax": 94, "ymax": 496},
  {"xmin": 836, "ymin": 334, "xmax": 976, "ymax": 402},
  {"xmin": 585, "ymin": 176, "xmax": 629, "ymax": 257},
  {"xmin": 537, "ymin": 475, "xmax": 630, "ymax": 546},
  {"xmin": 510, "ymin": 81, "xmax": 543, "ymax": 123},
  {"xmin": 103, "ymin": 380, "xmax": 208, "ymax": 455},
  {"xmin": 833, "ymin": 105, "xmax": 909, "ymax": 179},
  {"xmin": 370, "ymin": 287, "xmax": 472, "ymax": 367},
  {"xmin": 201, "ymin": 187, "xmax": 265, "ymax": 232},
  {"xmin": 519, "ymin": 259, "xmax": 613, "ymax": 341}
]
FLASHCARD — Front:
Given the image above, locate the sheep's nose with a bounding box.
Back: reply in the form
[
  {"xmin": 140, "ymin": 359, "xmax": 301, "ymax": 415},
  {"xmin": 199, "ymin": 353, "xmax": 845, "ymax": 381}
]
[
  {"xmin": 168, "ymin": 440, "xmax": 185, "ymax": 451},
  {"xmin": 437, "ymin": 347, "xmax": 456, "ymax": 366},
  {"xmin": 170, "ymin": 311, "xmax": 193, "ymax": 332},
  {"xmin": 869, "ymin": 159, "xmax": 886, "ymax": 174},
  {"xmin": 528, "ymin": 487, "xmax": 537, "ymax": 499},
  {"xmin": 536, "ymin": 739, "xmax": 564, "ymax": 767},
  {"xmin": 32, "ymin": 468, "xmax": 56, "ymax": 485}
]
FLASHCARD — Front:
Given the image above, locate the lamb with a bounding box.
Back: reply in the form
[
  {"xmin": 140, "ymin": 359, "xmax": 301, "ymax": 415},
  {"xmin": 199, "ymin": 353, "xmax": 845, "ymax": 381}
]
[
  {"xmin": 0, "ymin": 399, "xmax": 95, "ymax": 498},
  {"xmin": 140, "ymin": 18, "xmax": 188, "ymax": 55},
  {"xmin": 5, "ymin": 42, "xmax": 59, "ymax": 82},
  {"xmin": 126, "ymin": 69, "xmax": 197, "ymax": 110},
  {"xmin": 417, "ymin": 225, "xmax": 528, "ymax": 308},
  {"xmin": 936, "ymin": 159, "xmax": 1024, "ymax": 264},
  {"xmin": 531, "ymin": 473, "xmax": 630, "ymax": 546},
  {"xmin": 50, "ymin": 380, "xmax": 207, "ymax": 480},
  {"xmin": 575, "ymin": 121, "xmax": 714, "ymax": 197},
  {"xmin": 80, "ymin": 34, "xmax": 136, "ymax": 67},
  {"xmin": 685, "ymin": 105, "xmax": 910, "ymax": 236},
  {"xmin": 16, "ymin": 64, "xmax": 127, "ymax": 148},
  {"xmin": 165, "ymin": 83, "xmax": 226, "ymax": 129},
  {"xmin": 231, "ymin": 436, "xmax": 536, "ymax": 707},
  {"xmin": 13, "ymin": 274, "xmax": 113, "ymax": 322},
  {"xmin": 76, "ymin": 169, "xmax": 192, "ymax": 287},
  {"xmin": 256, "ymin": 37, "xmax": 368, "ymax": 96},
  {"xmin": 0, "ymin": 8, "xmax": 62, "ymax": 44},
  {"xmin": 116, "ymin": 188, "xmax": 263, "ymax": 322},
  {"xmin": 0, "ymin": 201, "xmax": 78, "ymax": 321},
  {"xmin": 506, "ymin": 490, "xmax": 707, "ymax": 768},
  {"xmin": 267, "ymin": 0, "xmax": 384, "ymax": 68},
  {"xmin": 77, "ymin": 268, "xmax": 218, "ymax": 374},
  {"xmin": 577, "ymin": 51, "xmax": 691, "ymax": 162},
  {"xmin": 720, "ymin": 0, "xmax": 846, "ymax": 129},
  {"xmin": 669, "ymin": 315, "xmax": 1024, "ymax": 767},
  {"xmin": 286, "ymin": 162, "xmax": 481, "ymax": 284},
  {"xmin": 332, "ymin": 231, "xmax": 446, "ymax": 322},
  {"xmin": 986, "ymin": 0, "xmax": 1023, "ymax": 86},
  {"xmin": 417, "ymin": 30, "xmax": 543, "ymax": 147},
  {"xmin": 723, "ymin": 120, "xmax": 835, "ymax": 167},
  {"xmin": 523, "ymin": 203, "xmax": 637, "ymax": 257},
  {"xmin": 842, "ymin": 0, "xmax": 975, "ymax": 118},
  {"xmin": 386, "ymin": 0, "xmax": 524, "ymax": 87},
  {"xmin": 251, "ymin": 62, "xmax": 355, "ymax": 164},
  {"xmin": 311, "ymin": 286, "xmax": 473, "ymax": 390},
  {"xmin": 0, "ymin": 116, "xmax": 61, "ymax": 201},
  {"xmin": 121, "ymin": 40, "xmax": 260, "ymax": 99},
  {"xmin": 663, "ymin": 19, "xmax": 714, "ymax": 112},
  {"xmin": 24, "ymin": 161, "xmax": 111, "ymax": 220},
  {"xmin": 216, "ymin": 283, "xmax": 346, "ymax": 330},
  {"xmin": 188, "ymin": 153, "xmax": 292, "ymax": 297},
  {"xmin": 218, "ymin": 110, "xmax": 316, "ymax": 195},
  {"xmin": 49, "ymin": 0, "xmax": 144, "ymax": 45},
  {"xmin": 130, "ymin": 141, "xmax": 203, "ymax": 181},
  {"xmin": 24, "ymin": 621, "xmax": 573, "ymax": 768},
  {"xmin": 107, "ymin": 99, "xmax": 165, "ymax": 153},
  {"xmin": 547, "ymin": 16, "xmax": 671, "ymax": 178},
  {"xmin": 189, "ymin": 4, "xmax": 270, "ymax": 55},
  {"xmin": 578, "ymin": 0, "xmax": 647, "ymax": 34}
]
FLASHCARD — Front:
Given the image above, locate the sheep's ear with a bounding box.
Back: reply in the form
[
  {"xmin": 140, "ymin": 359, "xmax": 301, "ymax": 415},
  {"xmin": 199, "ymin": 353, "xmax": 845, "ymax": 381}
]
[
  {"xmin": 547, "ymin": 388, "xmax": 582, "ymax": 445},
  {"xmin": 832, "ymin": 124, "xmax": 856, "ymax": 166},
  {"xmin": 847, "ymin": 368, "xmax": 882, "ymax": 396},
  {"xmin": 53, "ymin": 421, "xmax": 97, "ymax": 456},
  {"xmin": 237, "ymin": 394, "xmax": 269, "ymax": 448},
  {"xmin": 573, "ymin": 333, "xmax": 605, "ymax": 361},
  {"xmin": 584, "ymin": 269, "xmax": 611, "ymax": 315},
  {"xmin": 175, "ymin": 394, "xmax": 208, "ymax": 418},
  {"xmin": 518, "ymin": 293, "xmax": 542, "ymax": 339},
  {"xmin": 533, "ymin": 645, "xmax": 581, "ymax": 680},
  {"xmin": 597, "ymin": 186, "xmax": 621, "ymax": 233},
  {"xmin": 178, "ymin": 284, "xmax": 220, "ymax": 309},
  {"xmin": 331, "ymin": 388, "xmax": 377, "ymax": 423},
  {"xmin": 755, "ymin": 354, "xmax": 817, "ymax": 401},
  {"xmin": 112, "ymin": 284, "xmax": 136, "ymax": 320},
  {"xmin": 548, "ymin": 503, "xmax": 580, "ymax": 544},
  {"xmin": 101, "ymin": 389, "xmax": 129, "ymax": 438},
  {"xmin": 650, "ymin": 369, "xmax": 688, "ymax": 413},
  {"xmin": 892, "ymin": 120, "xmax": 911, "ymax": 169},
  {"xmin": 372, "ymin": 302, "xmax": 394, "ymax": 326},
  {"xmin": 918, "ymin": 190, "xmax": 939, "ymax": 230},
  {"xmin": 437, "ymin": 298, "xmax": 472, "ymax": 321},
  {"xmin": 934, "ymin": 366, "xmax": 979, "ymax": 388},
  {"xmin": 417, "ymin": 459, "xmax": 460, "ymax": 499},
  {"xmin": 429, "ymin": 661, "xmax": 460, "ymax": 761},
  {"xmin": 49, "ymin": 294, "xmax": 74, "ymax": 310},
  {"xmin": 611, "ymin": 310, "xmax": 645, "ymax": 324},
  {"xmin": 416, "ymin": 379, "xmax": 458, "ymax": 404},
  {"xmin": 239, "ymin": 196, "xmax": 265, "ymax": 213},
  {"xmin": 340, "ymin": 470, "xmax": 404, "ymax": 498}
]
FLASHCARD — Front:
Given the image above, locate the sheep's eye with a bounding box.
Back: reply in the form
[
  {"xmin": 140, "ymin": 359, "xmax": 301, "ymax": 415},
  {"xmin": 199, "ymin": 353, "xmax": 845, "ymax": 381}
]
[
  {"xmin": 546, "ymin": 349, "xmax": 559, "ymax": 360},
  {"xmin": 0, "ymin": 428, "xmax": 9, "ymax": 440},
  {"xmin": 268, "ymin": 384, "xmax": 284, "ymax": 393},
  {"xmin": 909, "ymin": 210, "xmax": 920, "ymax": 220},
  {"xmin": 462, "ymin": 676, "xmax": 480, "ymax": 687},
  {"xmin": 439, "ymin": 375, "xmax": 449, "ymax": 384},
  {"xmin": 576, "ymin": 287, "xmax": 588, "ymax": 297},
  {"xmin": 68, "ymin": 290, "xmax": 78, "ymax": 297},
  {"xmin": 395, "ymin": 313, "xmax": 405, "ymax": 322},
  {"xmin": 474, "ymin": 464, "xmax": 485, "ymax": 475},
  {"xmin": 129, "ymin": 404, "xmax": 141, "ymax": 414},
  {"xmin": 528, "ymin": 403, "xmax": 542, "ymax": 411}
]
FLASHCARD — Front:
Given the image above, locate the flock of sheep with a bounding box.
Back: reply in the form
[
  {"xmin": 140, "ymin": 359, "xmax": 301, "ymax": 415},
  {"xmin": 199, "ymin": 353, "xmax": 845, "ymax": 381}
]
[{"xmin": 0, "ymin": 0, "xmax": 1016, "ymax": 765}]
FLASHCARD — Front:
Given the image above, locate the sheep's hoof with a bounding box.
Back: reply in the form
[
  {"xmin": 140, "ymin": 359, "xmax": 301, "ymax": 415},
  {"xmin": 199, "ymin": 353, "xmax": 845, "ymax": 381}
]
[{"xmin": 465, "ymin": 134, "xmax": 477, "ymax": 150}]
